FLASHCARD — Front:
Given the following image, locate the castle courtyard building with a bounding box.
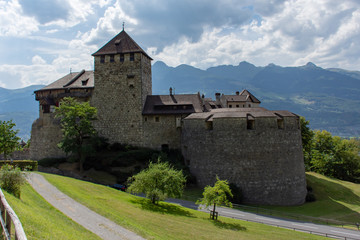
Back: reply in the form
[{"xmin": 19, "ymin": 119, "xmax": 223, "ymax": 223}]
[{"xmin": 30, "ymin": 29, "xmax": 307, "ymax": 205}]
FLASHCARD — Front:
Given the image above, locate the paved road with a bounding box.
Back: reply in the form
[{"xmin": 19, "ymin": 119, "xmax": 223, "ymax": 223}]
[
  {"xmin": 167, "ymin": 198, "xmax": 360, "ymax": 240},
  {"xmin": 26, "ymin": 173, "xmax": 144, "ymax": 240}
]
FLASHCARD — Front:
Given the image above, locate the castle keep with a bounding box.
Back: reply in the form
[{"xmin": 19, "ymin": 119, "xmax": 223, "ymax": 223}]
[{"xmin": 30, "ymin": 30, "xmax": 307, "ymax": 205}]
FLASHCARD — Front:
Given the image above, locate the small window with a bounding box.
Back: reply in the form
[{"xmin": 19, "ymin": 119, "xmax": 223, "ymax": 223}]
[
  {"xmin": 206, "ymin": 121, "xmax": 213, "ymax": 130},
  {"xmin": 155, "ymin": 116, "xmax": 160, "ymax": 122},
  {"xmin": 120, "ymin": 54, "xmax": 124, "ymax": 62},
  {"xmin": 248, "ymin": 104, "xmax": 251, "ymax": 107},
  {"xmin": 43, "ymin": 105, "xmax": 50, "ymax": 113},
  {"xmin": 100, "ymin": 55, "xmax": 105, "ymax": 63},
  {"xmin": 247, "ymin": 120, "xmax": 255, "ymax": 130},
  {"xmin": 144, "ymin": 117, "xmax": 147, "ymax": 122},
  {"xmin": 110, "ymin": 55, "xmax": 115, "ymax": 62},
  {"xmin": 277, "ymin": 119, "xmax": 284, "ymax": 129},
  {"xmin": 229, "ymin": 104, "xmax": 232, "ymax": 108},
  {"xmin": 130, "ymin": 53, "xmax": 135, "ymax": 61},
  {"xmin": 236, "ymin": 105, "xmax": 239, "ymax": 108}
]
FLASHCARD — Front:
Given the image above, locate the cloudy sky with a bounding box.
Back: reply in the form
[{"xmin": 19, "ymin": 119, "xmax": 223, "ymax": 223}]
[{"xmin": 0, "ymin": 0, "xmax": 359, "ymax": 89}]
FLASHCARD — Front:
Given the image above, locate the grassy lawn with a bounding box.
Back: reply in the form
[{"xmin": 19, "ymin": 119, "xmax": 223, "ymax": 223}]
[
  {"xmin": 41, "ymin": 172, "xmax": 326, "ymax": 240},
  {"xmin": 258, "ymin": 172, "xmax": 360, "ymax": 224},
  {"xmin": 3, "ymin": 181, "xmax": 101, "ymax": 240}
]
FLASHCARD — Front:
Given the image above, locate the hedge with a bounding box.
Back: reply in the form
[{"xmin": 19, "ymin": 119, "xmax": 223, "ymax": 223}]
[{"xmin": 0, "ymin": 160, "xmax": 38, "ymax": 171}]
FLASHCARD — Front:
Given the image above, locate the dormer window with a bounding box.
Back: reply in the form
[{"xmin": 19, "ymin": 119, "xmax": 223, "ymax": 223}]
[{"xmin": 82, "ymin": 79, "xmax": 89, "ymax": 86}]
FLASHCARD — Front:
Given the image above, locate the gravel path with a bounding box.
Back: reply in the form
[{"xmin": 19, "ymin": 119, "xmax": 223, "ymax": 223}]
[{"xmin": 26, "ymin": 173, "xmax": 145, "ymax": 240}]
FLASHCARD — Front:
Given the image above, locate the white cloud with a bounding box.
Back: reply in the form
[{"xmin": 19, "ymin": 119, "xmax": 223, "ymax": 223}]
[
  {"xmin": 0, "ymin": 0, "xmax": 39, "ymax": 36},
  {"xmin": 151, "ymin": 0, "xmax": 360, "ymax": 70}
]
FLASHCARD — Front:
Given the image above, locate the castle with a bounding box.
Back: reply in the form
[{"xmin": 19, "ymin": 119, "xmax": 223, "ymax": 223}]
[{"xmin": 30, "ymin": 30, "xmax": 307, "ymax": 205}]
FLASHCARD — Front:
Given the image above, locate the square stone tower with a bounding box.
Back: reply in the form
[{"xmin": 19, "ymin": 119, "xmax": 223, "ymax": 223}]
[{"xmin": 91, "ymin": 30, "xmax": 152, "ymax": 146}]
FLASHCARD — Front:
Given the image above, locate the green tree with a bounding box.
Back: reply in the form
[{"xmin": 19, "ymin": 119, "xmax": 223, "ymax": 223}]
[
  {"xmin": 300, "ymin": 116, "xmax": 314, "ymax": 169},
  {"xmin": 310, "ymin": 130, "xmax": 360, "ymax": 182},
  {"xmin": 196, "ymin": 177, "xmax": 233, "ymax": 220},
  {"xmin": 0, "ymin": 120, "xmax": 21, "ymax": 159},
  {"xmin": 55, "ymin": 97, "xmax": 97, "ymax": 173},
  {"xmin": 127, "ymin": 160, "xmax": 186, "ymax": 204}
]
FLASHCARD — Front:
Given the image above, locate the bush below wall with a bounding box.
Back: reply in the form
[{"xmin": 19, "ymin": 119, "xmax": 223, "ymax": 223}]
[{"xmin": 0, "ymin": 160, "xmax": 38, "ymax": 171}]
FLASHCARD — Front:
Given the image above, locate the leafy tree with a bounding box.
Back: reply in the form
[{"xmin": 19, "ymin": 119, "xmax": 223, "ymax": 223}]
[
  {"xmin": 127, "ymin": 160, "xmax": 186, "ymax": 204},
  {"xmin": 310, "ymin": 130, "xmax": 360, "ymax": 182},
  {"xmin": 300, "ymin": 116, "xmax": 314, "ymax": 169},
  {"xmin": 0, "ymin": 164, "xmax": 25, "ymax": 198},
  {"xmin": 0, "ymin": 120, "xmax": 21, "ymax": 159},
  {"xmin": 197, "ymin": 177, "xmax": 233, "ymax": 220},
  {"xmin": 55, "ymin": 97, "xmax": 97, "ymax": 173}
]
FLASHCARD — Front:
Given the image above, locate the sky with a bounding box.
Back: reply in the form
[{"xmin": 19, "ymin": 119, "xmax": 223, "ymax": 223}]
[{"xmin": 0, "ymin": 0, "xmax": 359, "ymax": 89}]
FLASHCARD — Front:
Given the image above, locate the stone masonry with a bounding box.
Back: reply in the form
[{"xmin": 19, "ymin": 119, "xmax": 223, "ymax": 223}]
[{"xmin": 30, "ymin": 29, "xmax": 307, "ymax": 205}]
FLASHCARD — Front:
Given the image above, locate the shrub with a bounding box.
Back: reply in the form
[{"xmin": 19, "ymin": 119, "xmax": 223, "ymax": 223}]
[
  {"xmin": 306, "ymin": 185, "xmax": 316, "ymax": 202},
  {"xmin": 0, "ymin": 164, "xmax": 25, "ymax": 198},
  {"xmin": 38, "ymin": 158, "xmax": 66, "ymax": 167},
  {"xmin": 0, "ymin": 160, "xmax": 38, "ymax": 171}
]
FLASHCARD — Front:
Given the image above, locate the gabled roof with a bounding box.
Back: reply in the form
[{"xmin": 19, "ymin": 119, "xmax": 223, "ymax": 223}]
[
  {"xmin": 239, "ymin": 89, "xmax": 261, "ymax": 103},
  {"xmin": 143, "ymin": 94, "xmax": 204, "ymax": 115},
  {"xmin": 222, "ymin": 89, "xmax": 261, "ymax": 103},
  {"xmin": 35, "ymin": 70, "xmax": 94, "ymax": 93},
  {"xmin": 92, "ymin": 30, "xmax": 152, "ymax": 60}
]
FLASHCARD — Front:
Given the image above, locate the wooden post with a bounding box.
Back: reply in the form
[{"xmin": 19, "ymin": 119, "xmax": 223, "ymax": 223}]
[{"xmin": 6, "ymin": 212, "xmax": 11, "ymax": 236}]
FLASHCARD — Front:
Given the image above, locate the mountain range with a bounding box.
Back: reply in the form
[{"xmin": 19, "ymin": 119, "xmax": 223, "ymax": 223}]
[{"xmin": 1, "ymin": 61, "xmax": 359, "ymax": 140}]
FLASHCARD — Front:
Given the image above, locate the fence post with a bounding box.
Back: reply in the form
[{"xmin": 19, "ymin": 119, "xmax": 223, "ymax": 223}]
[{"xmin": 6, "ymin": 212, "xmax": 11, "ymax": 236}]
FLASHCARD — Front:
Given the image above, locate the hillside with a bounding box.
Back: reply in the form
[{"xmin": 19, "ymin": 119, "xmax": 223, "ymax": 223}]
[
  {"xmin": 0, "ymin": 85, "xmax": 44, "ymax": 140},
  {"xmin": 1, "ymin": 61, "xmax": 360, "ymax": 139}
]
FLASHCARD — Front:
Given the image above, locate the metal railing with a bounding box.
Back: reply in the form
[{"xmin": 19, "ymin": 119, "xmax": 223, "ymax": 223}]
[
  {"xmin": 232, "ymin": 203, "xmax": 359, "ymax": 229},
  {"xmin": 0, "ymin": 189, "xmax": 27, "ymax": 240}
]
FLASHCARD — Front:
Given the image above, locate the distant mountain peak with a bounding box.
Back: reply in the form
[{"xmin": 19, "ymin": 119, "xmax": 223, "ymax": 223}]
[
  {"xmin": 305, "ymin": 62, "xmax": 317, "ymax": 68},
  {"xmin": 153, "ymin": 61, "xmax": 168, "ymax": 68}
]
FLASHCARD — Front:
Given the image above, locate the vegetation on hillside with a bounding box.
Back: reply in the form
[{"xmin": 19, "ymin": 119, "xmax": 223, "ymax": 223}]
[
  {"xmin": 197, "ymin": 177, "xmax": 233, "ymax": 220},
  {"xmin": 0, "ymin": 120, "xmax": 21, "ymax": 158},
  {"xmin": 0, "ymin": 164, "xmax": 25, "ymax": 198},
  {"xmin": 55, "ymin": 97, "xmax": 97, "ymax": 173},
  {"xmin": 127, "ymin": 160, "xmax": 186, "ymax": 204},
  {"xmin": 301, "ymin": 117, "xmax": 360, "ymax": 182}
]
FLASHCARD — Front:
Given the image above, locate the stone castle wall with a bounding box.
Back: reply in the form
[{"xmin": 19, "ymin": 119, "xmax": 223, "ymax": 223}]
[
  {"xmin": 91, "ymin": 53, "xmax": 151, "ymax": 146},
  {"xmin": 0, "ymin": 149, "xmax": 30, "ymax": 160},
  {"xmin": 181, "ymin": 116, "xmax": 307, "ymax": 205},
  {"xmin": 30, "ymin": 113, "xmax": 66, "ymax": 160},
  {"xmin": 142, "ymin": 115, "xmax": 185, "ymax": 150}
]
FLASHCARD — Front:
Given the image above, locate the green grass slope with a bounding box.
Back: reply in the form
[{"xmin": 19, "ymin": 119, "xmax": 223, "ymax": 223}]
[
  {"xmin": 4, "ymin": 182, "xmax": 101, "ymax": 240},
  {"xmin": 42, "ymin": 173, "xmax": 326, "ymax": 240},
  {"xmin": 261, "ymin": 172, "xmax": 360, "ymax": 225}
]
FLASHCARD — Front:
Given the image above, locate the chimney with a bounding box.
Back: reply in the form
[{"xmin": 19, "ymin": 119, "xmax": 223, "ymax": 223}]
[
  {"xmin": 215, "ymin": 93, "xmax": 221, "ymax": 103},
  {"xmin": 236, "ymin": 91, "xmax": 239, "ymax": 95},
  {"xmin": 169, "ymin": 87, "xmax": 173, "ymax": 95}
]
